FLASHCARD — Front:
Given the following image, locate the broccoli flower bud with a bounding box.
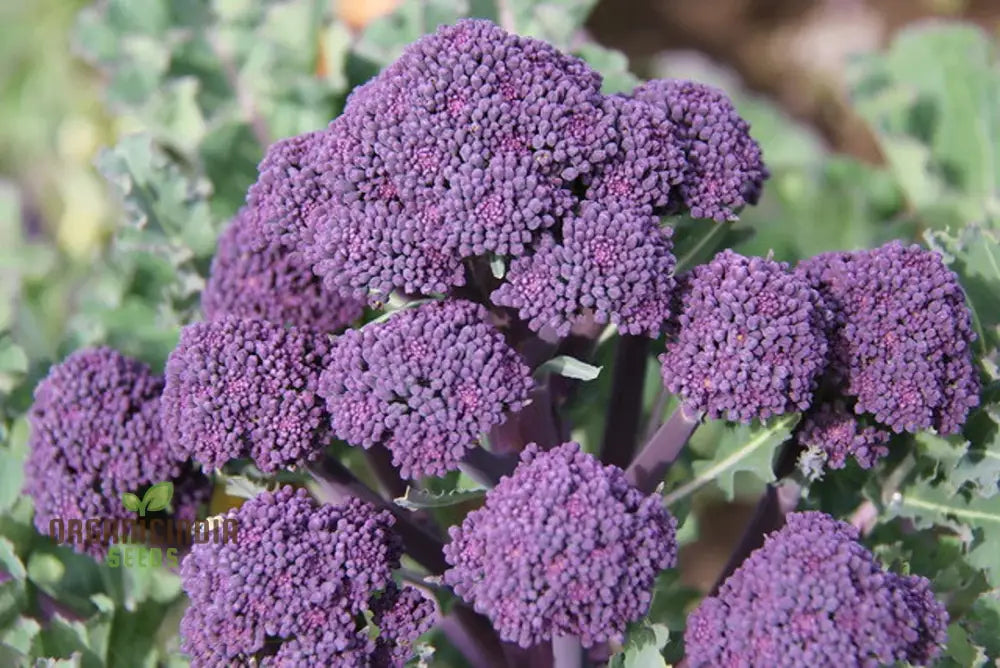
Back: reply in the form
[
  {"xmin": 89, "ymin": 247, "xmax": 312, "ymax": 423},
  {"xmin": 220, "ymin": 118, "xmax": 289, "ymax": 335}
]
[
  {"xmin": 685, "ymin": 511, "xmax": 948, "ymax": 667},
  {"xmin": 798, "ymin": 400, "xmax": 890, "ymax": 469},
  {"xmin": 632, "ymin": 79, "xmax": 767, "ymax": 221},
  {"xmin": 24, "ymin": 348, "xmax": 209, "ymax": 558},
  {"xmin": 492, "ymin": 202, "xmax": 677, "ymax": 337},
  {"xmin": 246, "ymin": 129, "xmax": 341, "ymax": 251},
  {"xmin": 659, "ymin": 250, "xmax": 828, "ymax": 422},
  {"xmin": 443, "ymin": 442, "xmax": 677, "ymax": 648},
  {"xmin": 162, "ymin": 317, "xmax": 331, "ymax": 473},
  {"xmin": 798, "ymin": 241, "xmax": 980, "ymax": 434},
  {"xmin": 179, "ymin": 486, "xmax": 435, "ymax": 667},
  {"xmin": 305, "ymin": 19, "xmax": 614, "ymax": 301},
  {"xmin": 202, "ymin": 207, "xmax": 363, "ymax": 333},
  {"xmin": 318, "ymin": 300, "xmax": 533, "ymax": 478},
  {"xmin": 585, "ymin": 95, "xmax": 686, "ymax": 211}
]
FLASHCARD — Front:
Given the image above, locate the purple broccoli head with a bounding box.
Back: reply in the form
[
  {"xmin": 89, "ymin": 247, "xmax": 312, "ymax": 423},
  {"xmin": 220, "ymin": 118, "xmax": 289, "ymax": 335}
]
[
  {"xmin": 202, "ymin": 207, "xmax": 363, "ymax": 333},
  {"xmin": 318, "ymin": 300, "xmax": 533, "ymax": 479},
  {"xmin": 179, "ymin": 486, "xmax": 435, "ymax": 667},
  {"xmin": 306, "ymin": 19, "xmax": 611, "ymax": 302},
  {"xmin": 798, "ymin": 400, "xmax": 890, "ymax": 469},
  {"xmin": 659, "ymin": 250, "xmax": 829, "ymax": 422},
  {"xmin": 162, "ymin": 317, "xmax": 332, "ymax": 473},
  {"xmin": 584, "ymin": 95, "xmax": 686, "ymax": 211},
  {"xmin": 685, "ymin": 511, "xmax": 948, "ymax": 667},
  {"xmin": 632, "ymin": 79, "xmax": 768, "ymax": 221},
  {"xmin": 492, "ymin": 202, "xmax": 678, "ymax": 337},
  {"xmin": 798, "ymin": 241, "xmax": 980, "ymax": 434},
  {"xmin": 443, "ymin": 442, "xmax": 677, "ymax": 648},
  {"xmin": 24, "ymin": 347, "xmax": 210, "ymax": 558}
]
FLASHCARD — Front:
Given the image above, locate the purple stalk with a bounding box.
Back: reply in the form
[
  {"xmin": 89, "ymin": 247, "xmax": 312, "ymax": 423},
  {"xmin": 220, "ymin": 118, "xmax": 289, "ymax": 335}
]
[
  {"xmin": 599, "ymin": 335, "xmax": 650, "ymax": 469},
  {"xmin": 709, "ymin": 480, "xmax": 802, "ymax": 594},
  {"xmin": 364, "ymin": 443, "xmax": 408, "ymax": 499},
  {"xmin": 625, "ymin": 405, "xmax": 703, "ymax": 494},
  {"xmin": 553, "ymin": 636, "xmax": 585, "ymax": 668},
  {"xmin": 440, "ymin": 607, "xmax": 511, "ymax": 668},
  {"xmin": 460, "ymin": 445, "xmax": 520, "ymax": 487},
  {"xmin": 489, "ymin": 386, "xmax": 563, "ymax": 453}
]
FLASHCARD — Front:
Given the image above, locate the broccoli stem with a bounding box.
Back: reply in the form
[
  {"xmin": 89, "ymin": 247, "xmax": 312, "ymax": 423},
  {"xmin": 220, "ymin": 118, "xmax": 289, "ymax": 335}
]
[
  {"xmin": 625, "ymin": 405, "xmax": 703, "ymax": 493},
  {"xmin": 364, "ymin": 443, "xmax": 408, "ymax": 499},
  {"xmin": 599, "ymin": 335, "xmax": 650, "ymax": 468},
  {"xmin": 552, "ymin": 635, "xmax": 585, "ymax": 668},
  {"xmin": 460, "ymin": 446, "xmax": 519, "ymax": 486}
]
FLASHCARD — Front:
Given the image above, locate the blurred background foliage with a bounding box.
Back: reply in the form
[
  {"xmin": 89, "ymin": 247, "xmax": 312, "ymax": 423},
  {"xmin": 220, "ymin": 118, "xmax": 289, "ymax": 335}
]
[{"xmin": 2, "ymin": 0, "xmax": 1000, "ymax": 665}]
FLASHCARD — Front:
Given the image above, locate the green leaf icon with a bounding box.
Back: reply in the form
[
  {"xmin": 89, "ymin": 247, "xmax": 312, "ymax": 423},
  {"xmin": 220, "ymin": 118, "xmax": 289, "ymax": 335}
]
[
  {"xmin": 121, "ymin": 492, "xmax": 141, "ymax": 513},
  {"xmin": 139, "ymin": 481, "xmax": 174, "ymax": 516}
]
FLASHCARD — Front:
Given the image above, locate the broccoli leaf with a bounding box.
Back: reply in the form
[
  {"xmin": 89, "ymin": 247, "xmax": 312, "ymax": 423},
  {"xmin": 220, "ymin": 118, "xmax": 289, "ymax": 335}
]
[
  {"xmin": 536, "ymin": 355, "xmax": 602, "ymax": 381},
  {"xmin": 609, "ymin": 619, "xmax": 670, "ymax": 668},
  {"xmin": 394, "ymin": 486, "xmax": 486, "ymax": 510},
  {"xmin": 663, "ymin": 415, "xmax": 798, "ymax": 504},
  {"xmin": 848, "ymin": 23, "xmax": 1000, "ymax": 221}
]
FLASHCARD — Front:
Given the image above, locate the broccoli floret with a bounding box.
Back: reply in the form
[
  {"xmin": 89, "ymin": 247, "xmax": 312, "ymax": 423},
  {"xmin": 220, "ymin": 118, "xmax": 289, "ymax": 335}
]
[
  {"xmin": 659, "ymin": 250, "xmax": 829, "ymax": 422},
  {"xmin": 492, "ymin": 201, "xmax": 677, "ymax": 337},
  {"xmin": 443, "ymin": 442, "xmax": 677, "ymax": 648},
  {"xmin": 202, "ymin": 207, "xmax": 363, "ymax": 333},
  {"xmin": 798, "ymin": 400, "xmax": 890, "ymax": 469},
  {"xmin": 162, "ymin": 317, "xmax": 332, "ymax": 473},
  {"xmin": 179, "ymin": 486, "xmax": 435, "ymax": 667},
  {"xmin": 685, "ymin": 511, "xmax": 948, "ymax": 667},
  {"xmin": 24, "ymin": 348, "xmax": 209, "ymax": 557},
  {"xmin": 318, "ymin": 299, "xmax": 533, "ymax": 479},
  {"xmin": 632, "ymin": 79, "xmax": 768, "ymax": 221},
  {"xmin": 798, "ymin": 240, "xmax": 980, "ymax": 434}
]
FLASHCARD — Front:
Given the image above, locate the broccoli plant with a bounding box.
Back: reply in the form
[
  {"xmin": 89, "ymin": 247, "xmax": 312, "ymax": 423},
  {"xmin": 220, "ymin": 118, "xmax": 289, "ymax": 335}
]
[{"xmin": 1, "ymin": 1, "xmax": 999, "ymax": 667}]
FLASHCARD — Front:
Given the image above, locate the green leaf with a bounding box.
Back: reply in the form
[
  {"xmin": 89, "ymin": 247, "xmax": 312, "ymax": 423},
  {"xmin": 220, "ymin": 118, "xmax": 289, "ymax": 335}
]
[
  {"xmin": 663, "ymin": 414, "xmax": 799, "ymax": 504},
  {"xmin": 849, "ymin": 23, "xmax": 1000, "ymax": 221},
  {"xmin": 890, "ymin": 481, "xmax": 1000, "ymax": 585},
  {"xmin": 0, "ymin": 616, "xmax": 40, "ymax": 654},
  {"xmin": 394, "ymin": 486, "xmax": 486, "ymax": 510},
  {"xmin": 505, "ymin": 0, "xmax": 599, "ymax": 48},
  {"xmin": 0, "ymin": 418, "xmax": 28, "ymax": 513},
  {"xmin": 224, "ymin": 475, "xmax": 273, "ymax": 500},
  {"xmin": 610, "ymin": 620, "xmax": 670, "ymax": 668},
  {"xmin": 120, "ymin": 493, "xmax": 141, "ymax": 513},
  {"xmin": 574, "ymin": 42, "xmax": 639, "ymax": 94},
  {"xmin": 536, "ymin": 355, "xmax": 602, "ymax": 381},
  {"xmin": 140, "ymin": 481, "xmax": 173, "ymax": 515}
]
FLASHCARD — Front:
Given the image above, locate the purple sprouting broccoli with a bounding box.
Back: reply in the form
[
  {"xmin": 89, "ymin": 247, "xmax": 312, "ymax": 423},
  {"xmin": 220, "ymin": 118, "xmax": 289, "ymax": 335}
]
[
  {"xmin": 492, "ymin": 201, "xmax": 678, "ymax": 337},
  {"xmin": 659, "ymin": 250, "xmax": 829, "ymax": 422},
  {"xmin": 24, "ymin": 348, "xmax": 210, "ymax": 558},
  {"xmin": 306, "ymin": 18, "xmax": 611, "ymax": 302},
  {"xmin": 685, "ymin": 511, "xmax": 948, "ymax": 667},
  {"xmin": 201, "ymin": 207, "xmax": 363, "ymax": 333},
  {"xmin": 443, "ymin": 442, "xmax": 677, "ymax": 648},
  {"xmin": 162, "ymin": 317, "xmax": 332, "ymax": 473},
  {"xmin": 798, "ymin": 241, "xmax": 980, "ymax": 435},
  {"xmin": 245, "ymin": 129, "xmax": 341, "ymax": 252},
  {"xmin": 179, "ymin": 486, "xmax": 435, "ymax": 667},
  {"xmin": 584, "ymin": 95, "xmax": 687, "ymax": 211},
  {"xmin": 632, "ymin": 79, "xmax": 768, "ymax": 222},
  {"xmin": 798, "ymin": 401, "xmax": 890, "ymax": 469},
  {"xmin": 318, "ymin": 300, "xmax": 533, "ymax": 479}
]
